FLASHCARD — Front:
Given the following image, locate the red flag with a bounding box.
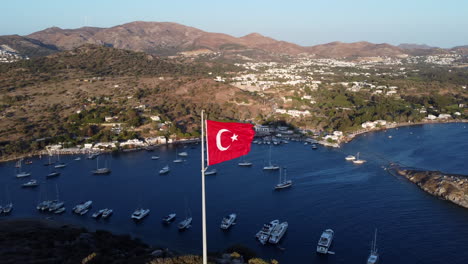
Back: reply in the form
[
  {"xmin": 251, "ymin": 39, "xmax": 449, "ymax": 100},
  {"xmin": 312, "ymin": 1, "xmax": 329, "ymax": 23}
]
[{"xmin": 206, "ymin": 120, "xmax": 255, "ymax": 166}]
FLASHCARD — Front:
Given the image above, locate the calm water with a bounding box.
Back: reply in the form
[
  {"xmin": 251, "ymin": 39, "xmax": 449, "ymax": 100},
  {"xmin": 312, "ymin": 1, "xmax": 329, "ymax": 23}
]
[{"xmin": 1, "ymin": 123, "xmax": 468, "ymax": 263}]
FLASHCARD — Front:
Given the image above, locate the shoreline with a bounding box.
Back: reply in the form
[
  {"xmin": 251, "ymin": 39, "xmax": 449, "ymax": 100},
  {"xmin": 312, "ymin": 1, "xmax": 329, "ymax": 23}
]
[
  {"xmin": 340, "ymin": 119, "xmax": 468, "ymax": 145},
  {"xmin": 0, "ymin": 138, "xmax": 200, "ymax": 164}
]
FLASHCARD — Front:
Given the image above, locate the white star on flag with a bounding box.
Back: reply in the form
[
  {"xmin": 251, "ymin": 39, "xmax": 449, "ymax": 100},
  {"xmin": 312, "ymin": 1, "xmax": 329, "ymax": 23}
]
[{"xmin": 231, "ymin": 134, "xmax": 238, "ymax": 141}]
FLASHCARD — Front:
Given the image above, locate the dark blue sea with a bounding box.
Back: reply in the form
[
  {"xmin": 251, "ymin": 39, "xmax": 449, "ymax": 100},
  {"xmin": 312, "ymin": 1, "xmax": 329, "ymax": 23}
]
[{"xmin": 1, "ymin": 123, "xmax": 468, "ymax": 263}]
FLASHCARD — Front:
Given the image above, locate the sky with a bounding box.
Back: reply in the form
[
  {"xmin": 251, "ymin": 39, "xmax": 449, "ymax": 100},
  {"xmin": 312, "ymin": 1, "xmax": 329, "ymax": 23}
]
[{"xmin": 1, "ymin": 0, "xmax": 467, "ymax": 48}]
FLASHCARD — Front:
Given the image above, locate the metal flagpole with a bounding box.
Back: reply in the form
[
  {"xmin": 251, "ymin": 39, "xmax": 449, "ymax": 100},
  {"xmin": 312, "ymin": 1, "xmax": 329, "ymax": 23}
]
[{"xmin": 201, "ymin": 110, "xmax": 208, "ymax": 264}]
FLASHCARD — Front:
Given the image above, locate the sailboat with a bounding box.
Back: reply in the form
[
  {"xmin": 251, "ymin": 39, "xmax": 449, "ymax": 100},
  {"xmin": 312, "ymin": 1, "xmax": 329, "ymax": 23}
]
[
  {"xmin": 47, "ymin": 161, "xmax": 61, "ymax": 177},
  {"xmin": 1, "ymin": 186, "xmax": 13, "ymax": 214},
  {"xmin": 92, "ymin": 156, "xmax": 111, "ymax": 174},
  {"xmin": 263, "ymin": 146, "xmax": 279, "ymax": 170},
  {"xmin": 353, "ymin": 152, "xmax": 367, "ymax": 164},
  {"xmin": 274, "ymin": 167, "xmax": 292, "ymax": 190},
  {"xmin": 205, "ymin": 168, "xmax": 217, "ymax": 175},
  {"xmin": 48, "ymin": 184, "xmax": 65, "ymax": 213},
  {"xmin": 43, "ymin": 154, "xmax": 55, "ymax": 166},
  {"xmin": 178, "ymin": 200, "xmax": 192, "ymax": 230},
  {"xmin": 54, "ymin": 153, "xmax": 67, "ymax": 168},
  {"xmin": 16, "ymin": 159, "xmax": 31, "ymax": 178},
  {"xmin": 367, "ymin": 229, "xmax": 379, "ymax": 264},
  {"xmin": 173, "ymin": 148, "xmax": 183, "ymax": 163},
  {"xmin": 159, "ymin": 165, "xmax": 170, "ymax": 174},
  {"xmin": 238, "ymin": 156, "xmax": 253, "ymax": 167}
]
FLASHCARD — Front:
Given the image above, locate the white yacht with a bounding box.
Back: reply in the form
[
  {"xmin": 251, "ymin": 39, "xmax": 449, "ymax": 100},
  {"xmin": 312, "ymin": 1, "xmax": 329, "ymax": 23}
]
[
  {"xmin": 159, "ymin": 165, "xmax": 170, "ymax": 174},
  {"xmin": 220, "ymin": 213, "xmax": 237, "ymax": 230},
  {"xmin": 151, "ymin": 156, "xmax": 160, "ymax": 160},
  {"xmin": 268, "ymin": 221, "xmax": 288, "ymax": 244},
  {"xmin": 74, "ymin": 157, "xmax": 82, "ymax": 161},
  {"xmin": 178, "ymin": 151, "xmax": 188, "ymax": 157},
  {"xmin": 37, "ymin": 200, "xmax": 52, "ymax": 211},
  {"xmin": 275, "ymin": 168, "xmax": 292, "ymax": 190},
  {"xmin": 317, "ymin": 229, "xmax": 334, "ymax": 254},
  {"xmin": 54, "ymin": 207, "xmax": 66, "ymax": 214},
  {"xmin": 205, "ymin": 169, "xmax": 217, "ymax": 176},
  {"xmin": 238, "ymin": 161, "xmax": 253, "ymax": 167},
  {"xmin": 353, "ymin": 152, "xmax": 366, "ymax": 164},
  {"xmin": 16, "ymin": 172, "xmax": 31, "ymax": 178},
  {"xmin": 256, "ymin": 220, "xmax": 279, "ymax": 245},
  {"xmin": 102, "ymin": 208, "xmax": 113, "ymax": 218},
  {"xmin": 162, "ymin": 213, "xmax": 176, "ymax": 223},
  {"xmin": 131, "ymin": 208, "xmax": 150, "ymax": 220},
  {"xmin": 311, "ymin": 144, "xmax": 318, "ymax": 150},
  {"xmin": 178, "ymin": 217, "xmax": 192, "ymax": 230},
  {"xmin": 367, "ymin": 229, "xmax": 379, "ymax": 264},
  {"xmin": 345, "ymin": 155, "xmax": 356, "ymax": 161},
  {"xmin": 47, "ymin": 171, "xmax": 61, "ymax": 178},
  {"xmin": 48, "ymin": 201, "xmax": 65, "ymax": 212},
  {"xmin": 92, "ymin": 209, "xmax": 107, "ymax": 218},
  {"xmin": 73, "ymin": 200, "xmax": 93, "ymax": 214},
  {"xmin": 22, "ymin": 179, "xmax": 38, "ymax": 187}
]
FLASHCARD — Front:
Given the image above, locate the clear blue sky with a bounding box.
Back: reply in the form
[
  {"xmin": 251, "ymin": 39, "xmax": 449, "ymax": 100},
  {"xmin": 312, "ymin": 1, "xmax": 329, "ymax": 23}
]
[{"xmin": 2, "ymin": 0, "xmax": 467, "ymax": 48}]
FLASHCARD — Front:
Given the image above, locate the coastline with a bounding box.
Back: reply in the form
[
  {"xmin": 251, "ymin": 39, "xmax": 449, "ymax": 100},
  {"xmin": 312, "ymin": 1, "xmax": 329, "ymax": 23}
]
[
  {"xmin": 341, "ymin": 119, "xmax": 468, "ymax": 145},
  {"xmin": 0, "ymin": 139, "xmax": 200, "ymax": 164}
]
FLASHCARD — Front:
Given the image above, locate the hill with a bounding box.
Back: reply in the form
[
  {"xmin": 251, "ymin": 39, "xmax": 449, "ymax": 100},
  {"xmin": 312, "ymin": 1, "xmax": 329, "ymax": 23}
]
[
  {"xmin": 0, "ymin": 45, "xmax": 266, "ymax": 150},
  {"xmin": 0, "ymin": 35, "xmax": 58, "ymax": 57},
  {"xmin": 306, "ymin": 41, "xmax": 406, "ymax": 58},
  {"xmin": 23, "ymin": 21, "xmax": 410, "ymax": 58}
]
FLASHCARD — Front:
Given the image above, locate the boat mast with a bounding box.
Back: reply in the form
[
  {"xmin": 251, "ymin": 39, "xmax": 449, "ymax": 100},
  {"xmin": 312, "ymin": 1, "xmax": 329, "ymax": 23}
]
[
  {"xmin": 278, "ymin": 167, "xmax": 282, "ymax": 184},
  {"xmin": 374, "ymin": 228, "xmax": 378, "ymax": 253}
]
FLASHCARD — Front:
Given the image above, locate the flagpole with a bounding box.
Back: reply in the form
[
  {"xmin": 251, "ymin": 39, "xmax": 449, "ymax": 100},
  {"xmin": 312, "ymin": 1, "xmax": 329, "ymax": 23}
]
[{"xmin": 201, "ymin": 110, "xmax": 208, "ymax": 264}]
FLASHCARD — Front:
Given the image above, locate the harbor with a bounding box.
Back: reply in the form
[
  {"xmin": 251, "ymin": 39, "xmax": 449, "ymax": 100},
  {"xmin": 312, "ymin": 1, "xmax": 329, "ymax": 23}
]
[{"xmin": 1, "ymin": 123, "xmax": 468, "ymax": 263}]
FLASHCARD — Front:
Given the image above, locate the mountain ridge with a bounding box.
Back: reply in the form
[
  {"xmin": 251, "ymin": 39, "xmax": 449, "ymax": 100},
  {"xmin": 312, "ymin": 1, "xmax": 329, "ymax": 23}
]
[{"xmin": 1, "ymin": 21, "xmax": 461, "ymax": 58}]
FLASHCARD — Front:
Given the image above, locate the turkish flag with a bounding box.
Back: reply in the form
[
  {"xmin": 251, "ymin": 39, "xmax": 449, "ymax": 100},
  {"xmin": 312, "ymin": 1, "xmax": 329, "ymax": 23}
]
[{"xmin": 206, "ymin": 120, "xmax": 255, "ymax": 166}]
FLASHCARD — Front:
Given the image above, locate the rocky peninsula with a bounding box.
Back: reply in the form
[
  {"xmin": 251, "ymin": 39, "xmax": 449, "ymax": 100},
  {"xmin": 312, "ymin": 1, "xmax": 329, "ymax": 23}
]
[{"xmin": 394, "ymin": 166, "xmax": 468, "ymax": 208}]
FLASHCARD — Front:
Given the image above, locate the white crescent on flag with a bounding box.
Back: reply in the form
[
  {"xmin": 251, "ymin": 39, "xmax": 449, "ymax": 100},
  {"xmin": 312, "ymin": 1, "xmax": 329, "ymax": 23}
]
[{"xmin": 216, "ymin": 129, "xmax": 231, "ymax": 151}]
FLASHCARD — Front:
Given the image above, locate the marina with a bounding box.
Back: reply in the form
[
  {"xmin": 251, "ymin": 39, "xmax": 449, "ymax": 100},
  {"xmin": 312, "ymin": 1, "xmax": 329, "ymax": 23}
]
[{"xmin": 0, "ymin": 123, "xmax": 468, "ymax": 263}]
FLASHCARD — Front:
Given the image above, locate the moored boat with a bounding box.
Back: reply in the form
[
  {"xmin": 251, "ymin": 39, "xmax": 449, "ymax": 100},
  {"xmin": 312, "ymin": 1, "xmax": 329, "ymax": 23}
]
[
  {"xmin": 220, "ymin": 213, "xmax": 237, "ymax": 230},
  {"xmin": 159, "ymin": 165, "xmax": 170, "ymax": 174},
  {"xmin": 317, "ymin": 229, "xmax": 334, "ymax": 254},
  {"xmin": 73, "ymin": 200, "xmax": 93, "ymax": 214},
  {"xmin": 178, "ymin": 217, "xmax": 192, "ymax": 230},
  {"xmin": 268, "ymin": 221, "xmax": 288, "ymax": 244},
  {"xmin": 256, "ymin": 219, "xmax": 279, "ymax": 245},
  {"xmin": 162, "ymin": 213, "xmax": 177, "ymax": 224},
  {"xmin": 102, "ymin": 208, "xmax": 113, "ymax": 218},
  {"xmin": 22, "ymin": 179, "xmax": 38, "ymax": 187},
  {"xmin": 367, "ymin": 229, "xmax": 379, "ymax": 264},
  {"xmin": 205, "ymin": 169, "xmax": 217, "ymax": 176},
  {"xmin": 131, "ymin": 208, "xmax": 150, "ymax": 220},
  {"xmin": 92, "ymin": 208, "xmax": 107, "ymax": 218}
]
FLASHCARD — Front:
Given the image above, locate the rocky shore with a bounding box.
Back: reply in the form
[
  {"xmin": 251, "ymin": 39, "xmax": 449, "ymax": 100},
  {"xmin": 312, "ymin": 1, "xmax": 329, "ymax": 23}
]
[{"xmin": 394, "ymin": 167, "xmax": 468, "ymax": 208}]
